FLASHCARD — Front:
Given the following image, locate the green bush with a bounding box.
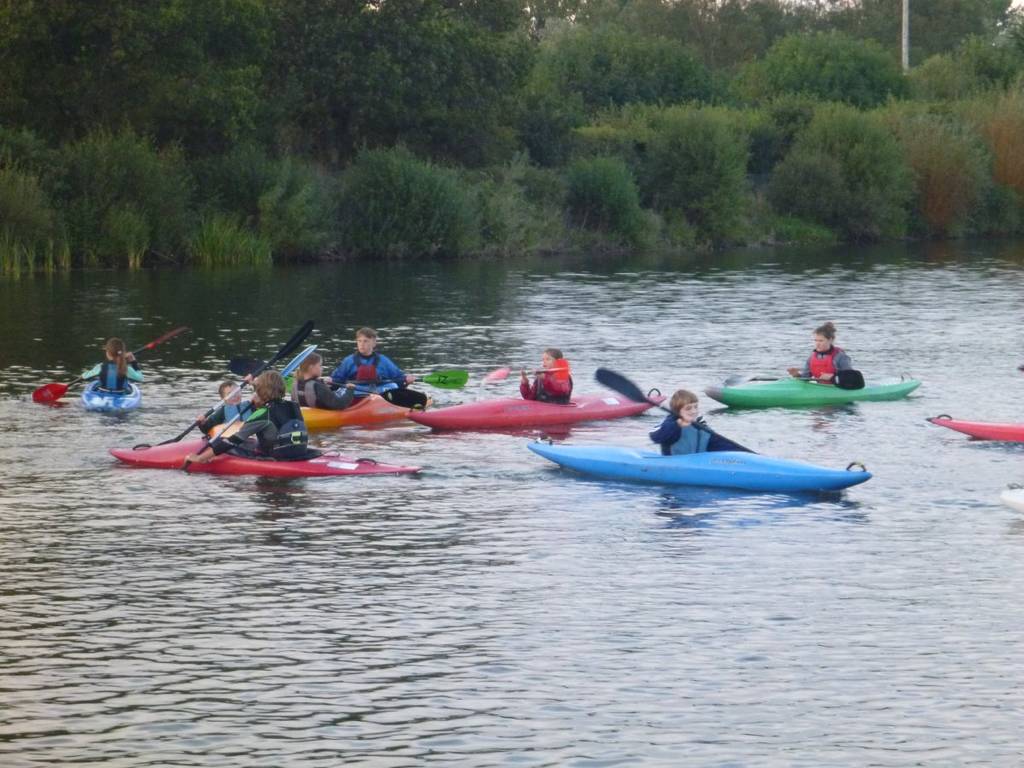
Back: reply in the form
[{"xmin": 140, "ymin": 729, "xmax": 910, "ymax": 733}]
[
  {"xmin": 767, "ymin": 150, "xmax": 849, "ymax": 227},
  {"xmin": 566, "ymin": 156, "xmax": 649, "ymax": 246},
  {"xmin": 257, "ymin": 158, "xmax": 335, "ymax": 259},
  {"xmin": 886, "ymin": 111, "xmax": 989, "ymax": 236},
  {"xmin": 0, "ymin": 163, "xmax": 69, "ymax": 272},
  {"xmin": 768, "ymin": 105, "xmax": 913, "ymax": 240},
  {"xmin": 737, "ymin": 32, "xmax": 906, "ymax": 108},
  {"xmin": 189, "ymin": 214, "xmax": 272, "ymax": 267},
  {"xmin": 473, "ymin": 158, "xmax": 566, "ymax": 255},
  {"xmin": 533, "ymin": 24, "xmax": 712, "ymax": 112},
  {"xmin": 56, "ymin": 129, "xmax": 192, "ymax": 266},
  {"xmin": 640, "ymin": 107, "xmax": 750, "ymax": 243},
  {"xmin": 338, "ymin": 147, "xmax": 480, "ymax": 258}
]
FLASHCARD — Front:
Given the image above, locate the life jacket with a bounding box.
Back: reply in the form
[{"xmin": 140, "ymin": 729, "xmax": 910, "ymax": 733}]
[
  {"xmin": 98, "ymin": 361, "xmax": 129, "ymax": 393},
  {"xmin": 534, "ymin": 374, "xmax": 573, "ymax": 404},
  {"xmin": 808, "ymin": 345, "xmax": 843, "ymax": 379},
  {"xmin": 668, "ymin": 425, "xmax": 711, "ymax": 456},
  {"xmin": 247, "ymin": 399, "xmax": 308, "ymax": 459},
  {"xmin": 291, "ymin": 377, "xmax": 319, "ymax": 408},
  {"xmin": 354, "ymin": 353, "xmax": 380, "ymax": 383},
  {"xmin": 223, "ymin": 401, "xmax": 249, "ymax": 421}
]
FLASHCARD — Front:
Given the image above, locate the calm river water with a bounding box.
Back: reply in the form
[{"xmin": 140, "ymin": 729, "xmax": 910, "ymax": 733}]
[{"xmin": 2, "ymin": 241, "xmax": 1024, "ymax": 766}]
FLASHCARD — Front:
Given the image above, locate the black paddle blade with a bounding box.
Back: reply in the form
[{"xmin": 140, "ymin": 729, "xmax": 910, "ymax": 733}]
[
  {"xmin": 257, "ymin": 320, "xmax": 314, "ymax": 374},
  {"xmin": 595, "ymin": 367, "xmax": 651, "ymax": 405},
  {"xmin": 228, "ymin": 357, "xmax": 265, "ymax": 377}
]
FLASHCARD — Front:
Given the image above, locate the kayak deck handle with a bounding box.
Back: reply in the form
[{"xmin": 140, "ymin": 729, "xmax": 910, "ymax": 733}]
[
  {"xmin": 647, "ymin": 387, "xmax": 662, "ymax": 398},
  {"xmin": 931, "ymin": 414, "xmax": 952, "ymax": 421},
  {"xmin": 846, "ymin": 461, "xmax": 868, "ymax": 473}
]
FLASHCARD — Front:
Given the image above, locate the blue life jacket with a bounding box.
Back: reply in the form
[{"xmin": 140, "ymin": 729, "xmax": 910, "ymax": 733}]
[
  {"xmin": 98, "ymin": 362, "xmax": 129, "ymax": 393},
  {"xmin": 223, "ymin": 401, "xmax": 249, "ymax": 421},
  {"xmin": 668, "ymin": 425, "xmax": 712, "ymax": 456}
]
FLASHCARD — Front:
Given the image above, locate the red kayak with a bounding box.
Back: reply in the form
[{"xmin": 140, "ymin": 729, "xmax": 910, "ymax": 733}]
[
  {"xmin": 407, "ymin": 393, "xmax": 664, "ymax": 431},
  {"xmin": 110, "ymin": 440, "xmax": 421, "ymax": 477},
  {"xmin": 927, "ymin": 415, "xmax": 1024, "ymax": 442}
]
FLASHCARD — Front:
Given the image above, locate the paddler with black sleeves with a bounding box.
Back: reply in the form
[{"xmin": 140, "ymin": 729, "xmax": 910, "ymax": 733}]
[
  {"xmin": 183, "ymin": 370, "xmax": 312, "ymax": 465},
  {"xmin": 329, "ymin": 326, "xmax": 428, "ymax": 408}
]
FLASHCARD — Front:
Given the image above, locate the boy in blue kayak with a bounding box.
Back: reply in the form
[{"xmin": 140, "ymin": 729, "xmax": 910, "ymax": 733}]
[
  {"xmin": 649, "ymin": 390, "xmax": 752, "ymax": 454},
  {"xmin": 329, "ymin": 327, "xmax": 428, "ymax": 408},
  {"xmin": 82, "ymin": 337, "xmax": 144, "ymax": 393}
]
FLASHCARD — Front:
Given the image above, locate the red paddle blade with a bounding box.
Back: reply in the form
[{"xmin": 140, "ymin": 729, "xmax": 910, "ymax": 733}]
[
  {"xmin": 483, "ymin": 366, "xmax": 511, "ymax": 383},
  {"xmin": 32, "ymin": 382, "xmax": 69, "ymax": 404}
]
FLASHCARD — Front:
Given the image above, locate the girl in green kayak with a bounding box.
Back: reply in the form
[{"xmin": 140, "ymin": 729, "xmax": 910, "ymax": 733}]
[{"xmin": 787, "ymin": 321, "xmax": 854, "ymax": 383}]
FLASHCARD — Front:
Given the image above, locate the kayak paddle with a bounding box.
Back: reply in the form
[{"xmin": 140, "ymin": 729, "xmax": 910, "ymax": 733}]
[
  {"xmin": 185, "ymin": 344, "xmax": 317, "ymax": 470},
  {"xmin": 331, "ymin": 369, "xmax": 469, "ymax": 390},
  {"xmin": 139, "ymin": 320, "xmax": 314, "ymax": 448},
  {"xmin": 595, "ymin": 367, "xmax": 755, "ymax": 453},
  {"xmin": 482, "ymin": 366, "xmax": 511, "ymax": 383},
  {"xmin": 33, "ymin": 326, "xmax": 190, "ymax": 405},
  {"xmin": 482, "ymin": 365, "xmax": 570, "ymax": 384}
]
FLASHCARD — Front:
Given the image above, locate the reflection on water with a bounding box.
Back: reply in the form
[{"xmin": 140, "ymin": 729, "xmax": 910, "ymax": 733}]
[{"xmin": 3, "ymin": 239, "xmax": 1024, "ymax": 766}]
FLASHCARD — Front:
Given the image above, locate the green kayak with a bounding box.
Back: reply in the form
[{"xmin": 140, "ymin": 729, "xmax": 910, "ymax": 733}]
[{"xmin": 705, "ymin": 376, "xmax": 921, "ymax": 408}]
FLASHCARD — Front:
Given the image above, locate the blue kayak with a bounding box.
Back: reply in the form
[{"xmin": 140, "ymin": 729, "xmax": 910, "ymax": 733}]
[
  {"xmin": 81, "ymin": 382, "xmax": 142, "ymax": 413},
  {"xmin": 527, "ymin": 442, "xmax": 871, "ymax": 492}
]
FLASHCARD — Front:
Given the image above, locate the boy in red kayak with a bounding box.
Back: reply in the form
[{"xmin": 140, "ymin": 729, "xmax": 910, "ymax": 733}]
[{"xmin": 520, "ymin": 348, "xmax": 573, "ymax": 404}]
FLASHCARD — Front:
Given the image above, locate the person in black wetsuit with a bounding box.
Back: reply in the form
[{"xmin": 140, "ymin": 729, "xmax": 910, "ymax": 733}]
[{"xmin": 184, "ymin": 370, "xmax": 311, "ymax": 465}]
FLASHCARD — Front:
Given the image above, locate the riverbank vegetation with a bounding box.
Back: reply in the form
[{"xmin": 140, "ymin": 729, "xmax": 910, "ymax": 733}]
[{"xmin": 2, "ymin": 0, "xmax": 1024, "ymax": 269}]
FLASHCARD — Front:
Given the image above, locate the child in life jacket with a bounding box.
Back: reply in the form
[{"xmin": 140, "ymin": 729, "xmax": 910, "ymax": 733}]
[
  {"xmin": 184, "ymin": 370, "xmax": 310, "ymax": 465},
  {"xmin": 520, "ymin": 348, "xmax": 573, "ymax": 404},
  {"xmin": 649, "ymin": 389, "xmax": 750, "ymax": 455},
  {"xmin": 329, "ymin": 327, "xmax": 428, "ymax": 408},
  {"xmin": 81, "ymin": 337, "xmax": 144, "ymax": 393},
  {"xmin": 787, "ymin": 321, "xmax": 854, "ymax": 383},
  {"xmin": 292, "ymin": 352, "xmax": 354, "ymax": 410},
  {"xmin": 196, "ymin": 381, "xmax": 252, "ymax": 436}
]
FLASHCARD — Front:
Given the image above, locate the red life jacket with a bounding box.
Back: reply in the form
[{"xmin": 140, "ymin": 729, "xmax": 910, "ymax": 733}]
[
  {"xmin": 354, "ymin": 353, "xmax": 380, "ymax": 383},
  {"xmin": 808, "ymin": 346, "xmax": 843, "ymax": 379}
]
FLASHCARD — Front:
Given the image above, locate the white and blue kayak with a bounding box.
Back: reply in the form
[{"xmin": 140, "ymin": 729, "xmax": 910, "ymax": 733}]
[
  {"xmin": 527, "ymin": 442, "xmax": 872, "ymax": 492},
  {"xmin": 81, "ymin": 382, "xmax": 142, "ymax": 413}
]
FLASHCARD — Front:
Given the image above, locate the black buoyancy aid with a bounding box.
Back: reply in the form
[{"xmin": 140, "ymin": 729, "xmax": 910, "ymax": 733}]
[
  {"xmin": 98, "ymin": 361, "xmax": 130, "ymax": 392},
  {"xmin": 354, "ymin": 353, "xmax": 381, "ymax": 383},
  {"xmin": 291, "ymin": 377, "xmax": 318, "ymax": 408},
  {"xmin": 248, "ymin": 400, "xmax": 308, "ymax": 459}
]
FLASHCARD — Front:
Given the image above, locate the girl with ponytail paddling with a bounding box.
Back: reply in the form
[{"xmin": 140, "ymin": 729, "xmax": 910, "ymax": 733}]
[
  {"xmin": 184, "ymin": 370, "xmax": 311, "ymax": 465},
  {"xmin": 520, "ymin": 348, "xmax": 573, "ymax": 404},
  {"xmin": 787, "ymin": 321, "xmax": 854, "ymax": 383},
  {"xmin": 293, "ymin": 353, "xmax": 355, "ymax": 410},
  {"xmin": 82, "ymin": 338, "xmax": 144, "ymax": 393},
  {"xmin": 330, "ymin": 327, "xmax": 429, "ymax": 408}
]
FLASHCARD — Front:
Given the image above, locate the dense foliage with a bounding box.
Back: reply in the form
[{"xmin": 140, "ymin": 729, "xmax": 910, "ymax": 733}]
[{"xmin": 1, "ymin": 0, "xmax": 1023, "ymax": 270}]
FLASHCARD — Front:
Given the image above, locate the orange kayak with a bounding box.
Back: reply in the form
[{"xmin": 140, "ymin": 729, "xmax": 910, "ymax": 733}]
[{"xmin": 302, "ymin": 394, "xmax": 412, "ymax": 431}]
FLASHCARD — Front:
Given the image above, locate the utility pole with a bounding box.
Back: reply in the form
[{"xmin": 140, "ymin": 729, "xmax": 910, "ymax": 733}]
[{"xmin": 901, "ymin": 0, "xmax": 909, "ymax": 71}]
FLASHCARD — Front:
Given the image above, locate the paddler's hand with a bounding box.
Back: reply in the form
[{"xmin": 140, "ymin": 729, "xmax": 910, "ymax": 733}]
[
  {"xmin": 787, "ymin": 367, "xmax": 801, "ymax": 377},
  {"xmin": 405, "ymin": 374, "xmax": 416, "ymax": 384}
]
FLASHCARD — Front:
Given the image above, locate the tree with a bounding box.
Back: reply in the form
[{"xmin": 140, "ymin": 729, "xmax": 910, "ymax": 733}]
[
  {"xmin": 0, "ymin": 0, "xmax": 273, "ymax": 154},
  {"xmin": 737, "ymin": 31, "xmax": 906, "ymax": 108}
]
